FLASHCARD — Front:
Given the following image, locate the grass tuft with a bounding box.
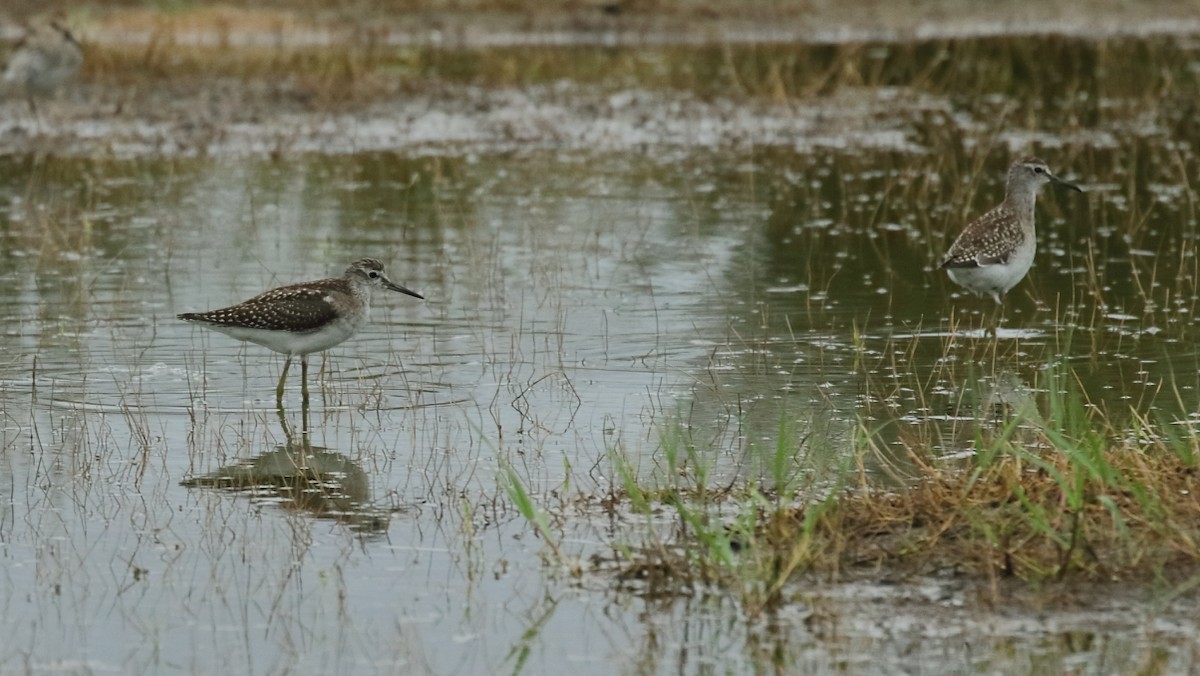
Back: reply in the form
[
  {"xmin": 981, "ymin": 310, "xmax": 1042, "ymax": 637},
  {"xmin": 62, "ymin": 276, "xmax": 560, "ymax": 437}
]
[{"xmin": 595, "ymin": 365, "xmax": 1200, "ymax": 611}]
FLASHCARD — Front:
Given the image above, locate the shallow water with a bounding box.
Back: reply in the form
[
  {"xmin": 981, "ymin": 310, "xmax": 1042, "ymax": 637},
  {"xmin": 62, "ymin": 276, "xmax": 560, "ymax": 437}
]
[{"xmin": 0, "ymin": 30, "xmax": 1199, "ymax": 674}]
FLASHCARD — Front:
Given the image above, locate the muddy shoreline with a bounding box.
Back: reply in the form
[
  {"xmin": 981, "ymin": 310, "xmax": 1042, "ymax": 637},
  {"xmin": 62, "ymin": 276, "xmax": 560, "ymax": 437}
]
[
  {"xmin": 3, "ymin": 3, "xmax": 1197, "ymax": 157},
  {"xmin": 8, "ymin": 1, "xmax": 1200, "ymax": 47}
]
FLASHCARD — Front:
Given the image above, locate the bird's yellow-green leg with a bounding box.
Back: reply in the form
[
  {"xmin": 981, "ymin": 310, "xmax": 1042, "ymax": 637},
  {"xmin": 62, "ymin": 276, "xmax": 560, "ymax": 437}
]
[
  {"xmin": 301, "ymin": 355, "xmax": 310, "ymax": 414},
  {"xmin": 276, "ymin": 396, "xmax": 293, "ymax": 443},
  {"xmin": 987, "ymin": 298, "xmax": 1002, "ymax": 340},
  {"xmin": 276, "ymin": 355, "xmax": 292, "ymax": 408}
]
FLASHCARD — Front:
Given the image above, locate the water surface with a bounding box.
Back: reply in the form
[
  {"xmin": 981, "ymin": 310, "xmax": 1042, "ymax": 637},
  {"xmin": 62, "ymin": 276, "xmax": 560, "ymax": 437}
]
[{"xmin": 0, "ymin": 31, "xmax": 1198, "ymax": 674}]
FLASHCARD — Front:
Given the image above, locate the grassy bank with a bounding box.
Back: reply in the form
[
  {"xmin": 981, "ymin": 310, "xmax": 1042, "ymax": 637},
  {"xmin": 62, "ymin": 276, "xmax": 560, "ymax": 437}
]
[
  {"xmin": 12, "ymin": 0, "xmax": 1200, "ymax": 37},
  {"xmin": 506, "ymin": 363, "xmax": 1200, "ymax": 614}
]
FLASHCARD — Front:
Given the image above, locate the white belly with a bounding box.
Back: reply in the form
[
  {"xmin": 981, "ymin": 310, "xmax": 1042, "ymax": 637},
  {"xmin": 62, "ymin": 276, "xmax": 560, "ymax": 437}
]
[
  {"xmin": 206, "ymin": 315, "xmax": 363, "ymax": 356},
  {"xmin": 946, "ymin": 238, "xmax": 1036, "ymax": 300}
]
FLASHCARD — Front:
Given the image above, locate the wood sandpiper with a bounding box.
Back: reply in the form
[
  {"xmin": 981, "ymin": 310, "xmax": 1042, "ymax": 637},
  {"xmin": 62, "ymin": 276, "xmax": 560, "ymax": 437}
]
[
  {"xmin": 3, "ymin": 16, "xmax": 83, "ymax": 116},
  {"xmin": 178, "ymin": 258, "xmax": 424, "ymax": 406},
  {"xmin": 940, "ymin": 157, "xmax": 1082, "ymax": 304}
]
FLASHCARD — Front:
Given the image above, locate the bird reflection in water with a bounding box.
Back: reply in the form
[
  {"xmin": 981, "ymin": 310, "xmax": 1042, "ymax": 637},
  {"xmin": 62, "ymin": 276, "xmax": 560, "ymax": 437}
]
[
  {"xmin": 182, "ymin": 440, "xmax": 391, "ymax": 535},
  {"xmin": 184, "ymin": 393, "xmax": 391, "ymax": 535}
]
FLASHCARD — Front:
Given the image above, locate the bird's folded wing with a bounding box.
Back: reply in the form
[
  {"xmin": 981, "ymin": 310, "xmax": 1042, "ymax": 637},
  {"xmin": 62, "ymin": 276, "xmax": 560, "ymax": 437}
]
[
  {"xmin": 939, "ymin": 206, "xmax": 1018, "ymax": 269},
  {"xmin": 186, "ymin": 287, "xmax": 342, "ymax": 333},
  {"xmin": 940, "ymin": 251, "xmax": 1009, "ymax": 268},
  {"xmin": 244, "ymin": 295, "xmax": 342, "ymax": 333}
]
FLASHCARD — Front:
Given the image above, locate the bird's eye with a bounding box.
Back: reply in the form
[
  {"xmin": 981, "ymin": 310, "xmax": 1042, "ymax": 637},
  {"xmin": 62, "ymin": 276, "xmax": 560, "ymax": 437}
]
[
  {"xmin": 368, "ymin": 271, "xmax": 379, "ymax": 279},
  {"xmin": 1033, "ymin": 166, "xmax": 1045, "ymax": 174}
]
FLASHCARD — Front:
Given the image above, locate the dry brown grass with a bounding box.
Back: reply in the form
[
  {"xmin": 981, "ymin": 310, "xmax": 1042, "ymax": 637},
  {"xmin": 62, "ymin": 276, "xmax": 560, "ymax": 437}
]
[
  {"xmin": 597, "ymin": 440, "xmax": 1200, "ymax": 614},
  {"xmin": 15, "ymin": 0, "xmax": 1199, "ymax": 24},
  {"xmin": 805, "ymin": 448, "xmax": 1200, "ymax": 583},
  {"xmin": 588, "ymin": 365, "xmax": 1200, "ymax": 615}
]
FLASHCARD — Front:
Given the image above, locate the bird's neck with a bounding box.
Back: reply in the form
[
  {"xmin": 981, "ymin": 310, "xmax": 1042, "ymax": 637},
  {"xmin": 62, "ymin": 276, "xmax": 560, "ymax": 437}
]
[
  {"xmin": 1005, "ymin": 187, "xmax": 1039, "ymax": 230},
  {"xmin": 345, "ymin": 277, "xmax": 373, "ymax": 304}
]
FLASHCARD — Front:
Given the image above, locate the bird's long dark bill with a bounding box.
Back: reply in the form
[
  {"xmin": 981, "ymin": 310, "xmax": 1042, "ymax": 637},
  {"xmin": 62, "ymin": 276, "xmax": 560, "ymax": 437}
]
[
  {"xmin": 1051, "ymin": 174, "xmax": 1083, "ymax": 192},
  {"xmin": 385, "ymin": 280, "xmax": 425, "ymax": 300}
]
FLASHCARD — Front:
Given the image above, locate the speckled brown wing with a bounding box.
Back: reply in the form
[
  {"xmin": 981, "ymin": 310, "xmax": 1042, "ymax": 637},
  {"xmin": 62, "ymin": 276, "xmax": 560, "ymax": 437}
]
[
  {"xmin": 940, "ymin": 205, "xmax": 1024, "ymax": 269},
  {"xmin": 179, "ymin": 278, "xmax": 347, "ymax": 333}
]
